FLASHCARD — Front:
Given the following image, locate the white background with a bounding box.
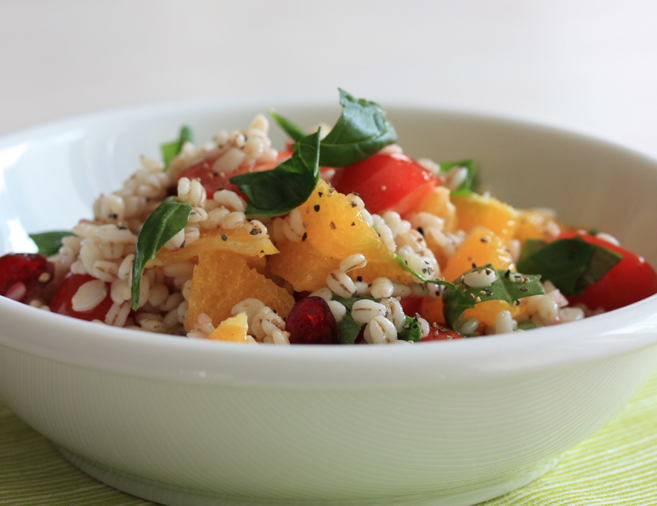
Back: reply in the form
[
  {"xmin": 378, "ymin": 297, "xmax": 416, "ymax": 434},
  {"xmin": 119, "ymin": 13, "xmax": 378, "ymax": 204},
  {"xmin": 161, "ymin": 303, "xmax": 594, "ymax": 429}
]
[{"xmin": 2, "ymin": 0, "xmax": 657, "ymax": 154}]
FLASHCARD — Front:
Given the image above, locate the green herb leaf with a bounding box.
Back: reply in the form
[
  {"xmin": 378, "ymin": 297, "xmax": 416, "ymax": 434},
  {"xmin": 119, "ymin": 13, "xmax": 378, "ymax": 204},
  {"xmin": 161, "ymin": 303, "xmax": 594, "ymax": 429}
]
[
  {"xmin": 439, "ymin": 159, "xmax": 476, "ymax": 196},
  {"xmin": 161, "ymin": 125, "xmax": 194, "ymax": 171},
  {"xmin": 270, "ymin": 89, "xmax": 398, "ymax": 167},
  {"xmin": 442, "ymin": 267, "xmax": 544, "ymax": 329},
  {"xmin": 517, "ymin": 320, "xmax": 538, "ymax": 331},
  {"xmin": 516, "ymin": 237, "xmax": 623, "ymax": 297},
  {"xmin": 29, "ymin": 231, "xmax": 74, "ymax": 257},
  {"xmin": 332, "ymin": 294, "xmax": 375, "ymax": 345},
  {"xmin": 131, "ymin": 199, "xmax": 193, "ymax": 309},
  {"xmin": 268, "ymin": 109, "xmax": 307, "ymax": 142},
  {"xmin": 398, "ymin": 315, "xmax": 422, "ymax": 342},
  {"xmin": 319, "ymin": 89, "xmax": 398, "ymax": 166},
  {"xmin": 337, "ymin": 311, "xmax": 364, "ymax": 345},
  {"xmin": 230, "ymin": 130, "xmax": 321, "ymax": 217}
]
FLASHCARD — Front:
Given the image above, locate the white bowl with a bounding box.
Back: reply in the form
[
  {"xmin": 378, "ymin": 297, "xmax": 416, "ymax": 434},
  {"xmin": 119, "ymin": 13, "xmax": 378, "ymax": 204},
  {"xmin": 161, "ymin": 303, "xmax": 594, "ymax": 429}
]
[{"xmin": 1, "ymin": 98, "xmax": 657, "ymax": 506}]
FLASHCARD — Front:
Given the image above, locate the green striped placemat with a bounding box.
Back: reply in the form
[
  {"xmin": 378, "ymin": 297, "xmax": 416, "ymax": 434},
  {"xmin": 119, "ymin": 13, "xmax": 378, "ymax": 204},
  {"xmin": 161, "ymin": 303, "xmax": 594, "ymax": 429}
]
[{"xmin": 2, "ymin": 369, "xmax": 656, "ymax": 506}]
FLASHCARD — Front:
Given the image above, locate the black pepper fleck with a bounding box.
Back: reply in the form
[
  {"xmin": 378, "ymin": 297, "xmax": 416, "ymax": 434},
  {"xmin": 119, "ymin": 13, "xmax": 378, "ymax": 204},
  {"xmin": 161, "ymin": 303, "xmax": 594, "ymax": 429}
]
[
  {"xmin": 221, "ymin": 234, "xmax": 228, "ymax": 241},
  {"xmin": 302, "ymin": 232, "xmax": 307, "ymax": 242},
  {"xmin": 314, "ymin": 205, "xmax": 320, "ymax": 212}
]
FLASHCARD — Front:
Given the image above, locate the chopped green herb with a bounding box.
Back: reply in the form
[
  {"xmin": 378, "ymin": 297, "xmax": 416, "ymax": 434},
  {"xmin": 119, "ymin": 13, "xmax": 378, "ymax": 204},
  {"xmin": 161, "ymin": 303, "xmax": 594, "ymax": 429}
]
[
  {"xmin": 398, "ymin": 315, "xmax": 422, "ymax": 342},
  {"xmin": 439, "ymin": 159, "xmax": 477, "ymax": 196},
  {"xmin": 517, "ymin": 320, "xmax": 538, "ymax": 331},
  {"xmin": 270, "ymin": 88, "xmax": 398, "ymax": 167},
  {"xmin": 516, "ymin": 237, "xmax": 622, "ymax": 297},
  {"xmin": 29, "ymin": 231, "xmax": 74, "ymax": 257},
  {"xmin": 230, "ymin": 130, "xmax": 321, "ymax": 217},
  {"xmin": 337, "ymin": 311, "xmax": 363, "ymax": 345},
  {"xmin": 131, "ymin": 199, "xmax": 192, "ymax": 309},
  {"xmin": 161, "ymin": 125, "xmax": 194, "ymax": 171},
  {"xmin": 442, "ymin": 267, "xmax": 544, "ymax": 328}
]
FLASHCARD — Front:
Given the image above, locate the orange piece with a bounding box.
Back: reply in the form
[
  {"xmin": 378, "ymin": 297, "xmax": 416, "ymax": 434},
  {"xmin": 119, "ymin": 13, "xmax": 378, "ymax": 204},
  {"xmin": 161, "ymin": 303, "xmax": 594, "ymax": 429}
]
[
  {"xmin": 207, "ymin": 312, "xmax": 251, "ymax": 343},
  {"xmin": 186, "ymin": 249, "xmax": 294, "ymax": 331},
  {"xmin": 442, "ymin": 227, "xmax": 518, "ymax": 329},
  {"xmin": 269, "ymin": 180, "xmax": 415, "ymax": 292},
  {"xmin": 407, "ymin": 186, "xmax": 457, "ymax": 232},
  {"xmin": 451, "ymin": 193, "xmax": 519, "ymax": 243},
  {"xmin": 515, "ymin": 209, "xmax": 564, "ymax": 244},
  {"xmin": 150, "ymin": 226, "xmax": 278, "ymax": 267}
]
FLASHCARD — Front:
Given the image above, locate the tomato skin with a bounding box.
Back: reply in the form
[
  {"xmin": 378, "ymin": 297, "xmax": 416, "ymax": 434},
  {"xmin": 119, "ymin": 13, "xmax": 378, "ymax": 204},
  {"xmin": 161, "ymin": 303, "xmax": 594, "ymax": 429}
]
[
  {"xmin": 558, "ymin": 232, "xmax": 657, "ymax": 312},
  {"xmin": 400, "ymin": 296, "xmax": 424, "ymax": 316},
  {"xmin": 421, "ymin": 325, "xmax": 463, "ymax": 341},
  {"xmin": 0, "ymin": 253, "xmax": 54, "ymax": 302},
  {"xmin": 50, "ymin": 273, "xmax": 113, "ymax": 322},
  {"xmin": 331, "ymin": 153, "xmax": 439, "ymax": 215}
]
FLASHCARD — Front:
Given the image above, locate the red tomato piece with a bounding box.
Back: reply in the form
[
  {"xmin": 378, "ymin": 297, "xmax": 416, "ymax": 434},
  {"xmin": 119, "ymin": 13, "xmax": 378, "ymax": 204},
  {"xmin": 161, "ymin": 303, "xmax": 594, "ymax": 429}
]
[
  {"xmin": 399, "ymin": 295, "xmax": 424, "ymax": 316},
  {"xmin": 331, "ymin": 153, "xmax": 439, "ymax": 215},
  {"xmin": 421, "ymin": 324, "xmax": 463, "ymax": 341},
  {"xmin": 0, "ymin": 253, "xmax": 54, "ymax": 302},
  {"xmin": 558, "ymin": 232, "xmax": 657, "ymax": 312},
  {"xmin": 177, "ymin": 151, "xmax": 291, "ymax": 197},
  {"xmin": 50, "ymin": 273, "xmax": 113, "ymax": 322}
]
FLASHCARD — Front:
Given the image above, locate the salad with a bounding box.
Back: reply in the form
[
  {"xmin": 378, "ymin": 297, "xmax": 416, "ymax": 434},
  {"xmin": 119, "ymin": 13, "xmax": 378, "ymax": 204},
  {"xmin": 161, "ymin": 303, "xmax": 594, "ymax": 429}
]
[{"xmin": 2, "ymin": 90, "xmax": 656, "ymax": 344}]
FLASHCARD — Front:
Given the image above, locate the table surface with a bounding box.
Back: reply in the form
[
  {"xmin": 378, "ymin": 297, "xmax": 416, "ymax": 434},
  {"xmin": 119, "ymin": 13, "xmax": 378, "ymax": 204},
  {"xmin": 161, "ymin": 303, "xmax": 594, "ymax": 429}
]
[{"xmin": 2, "ymin": 1, "xmax": 657, "ymax": 504}]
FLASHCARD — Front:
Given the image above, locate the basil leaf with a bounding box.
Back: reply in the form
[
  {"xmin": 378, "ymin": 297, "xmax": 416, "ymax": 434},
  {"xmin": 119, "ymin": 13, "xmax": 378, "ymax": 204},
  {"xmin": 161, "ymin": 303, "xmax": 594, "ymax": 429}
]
[
  {"xmin": 161, "ymin": 125, "xmax": 194, "ymax": 171},
  {"xmin": 29, "ymin": 231, "xmax": 74, "ymax": 257},
  {"xmin": 269, "ymin": 109, "xmax": 307, "ymax": 142},
  {"xmin": 516, "ymin": 237, "xmax": 622, "ymax": 297},
  {"xmin": 517, "ymin": 320, "xmax": 538, "ymax": 331},
  {"xmin": 442, "ymin": 267, "xmax": 544, "ymax": 329},
  {"xmin": 398, "ymin": 315, "xmax": 422, "ymax": 342},
  {"xmin": 230, "ymin": 130, "xmax": 321, "ymax": 217},
  {"xmin": 319, "ymin": 89, "xmax": 398, "ymax": 166},
  {"xmin": 337, "ymin": 311, "xmax": 363, "ymax": 345},
  {"xmin": 270, "ymin": 89, "xmax": 398, "ymax": 167},
  {"xmin": 440, "ymin": 159, "xmax": 476, "ymax": 196},
  {"xmin": 131, "ymin": 199, "xmax": 192, "ymax": 309}
]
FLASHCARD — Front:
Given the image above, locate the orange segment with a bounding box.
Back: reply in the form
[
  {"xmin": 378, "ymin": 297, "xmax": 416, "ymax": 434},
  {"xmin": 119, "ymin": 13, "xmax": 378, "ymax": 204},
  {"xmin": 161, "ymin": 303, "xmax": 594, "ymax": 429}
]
[
  {"xmin": 269, "ymin": 180, "xmax": 415, "ymax": 292},
  {"xmin": 515, "ymin": 209, "xmax": 564, "ymax": 244},
  {"xmin": 407, "ymin": 186, "xmax": 457, "ymax": 232},
  {"xmin": 150, "ymin": 226, "xmax": 278, "ymax": 267},
  {"xmin": 207, "ymin": 312, "xmax": 251, "ymax": 343},
  {"xmin": 442, "ymin": 227, "xmax": 518, "ymax": 328},
  {"xmin": 451, "ymin": 193, "xmax": 519, "ymax": 243},
  {"xmin": 185, "ymin": 249, "xmax": 294, "ymax": 330}
]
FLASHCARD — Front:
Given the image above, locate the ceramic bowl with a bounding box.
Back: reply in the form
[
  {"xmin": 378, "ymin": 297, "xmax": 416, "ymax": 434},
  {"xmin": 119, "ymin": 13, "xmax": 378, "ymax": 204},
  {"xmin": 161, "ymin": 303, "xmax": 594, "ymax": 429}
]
[{"xmin": 1, "ymin": 98, "xmax": 657, "ymax": 506}]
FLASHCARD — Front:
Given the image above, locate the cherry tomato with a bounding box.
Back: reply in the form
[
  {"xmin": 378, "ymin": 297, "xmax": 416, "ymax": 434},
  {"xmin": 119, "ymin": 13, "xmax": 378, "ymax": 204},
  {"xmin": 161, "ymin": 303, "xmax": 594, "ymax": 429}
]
[
  {"xmin": 178, "ymin": 151, "xmax": 291, "ymax": 197},
  {"xmin": 50, "ymin": 273, "xmax": 113, "ymax": 322},
  {"xmin": 399, "ymin": 295, "xmax": 424, "ymax": 316},
  {"xmin": 421, "ymin": 325, "xmax": 463, "ymax": 341},
  {"xmin": 331, "ymin": 153, "xmax": 439, "ymax": 215},
  {"xmin": 558, "ymin": 232, "xmax": 657, "ymax": 312},
  {"xmin": 0, "ymin": 253, "xmax": 54, "ymax": 302}
]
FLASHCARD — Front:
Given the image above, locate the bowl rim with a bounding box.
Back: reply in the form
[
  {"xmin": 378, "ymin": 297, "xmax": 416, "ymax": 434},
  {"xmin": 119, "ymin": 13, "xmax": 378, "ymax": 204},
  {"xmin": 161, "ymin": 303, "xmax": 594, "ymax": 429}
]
[{"xmin": 2, "ymin": 97, "xmax": 657, "ymax": 388}]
